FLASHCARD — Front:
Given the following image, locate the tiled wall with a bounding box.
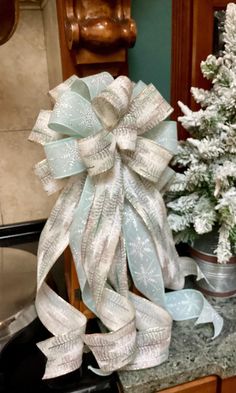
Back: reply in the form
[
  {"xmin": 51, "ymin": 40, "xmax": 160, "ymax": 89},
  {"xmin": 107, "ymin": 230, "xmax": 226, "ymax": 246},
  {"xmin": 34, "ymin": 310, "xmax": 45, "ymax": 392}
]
[{"xmin": 0, "ymin": 3, "xmax": 62, "ymax": 225}]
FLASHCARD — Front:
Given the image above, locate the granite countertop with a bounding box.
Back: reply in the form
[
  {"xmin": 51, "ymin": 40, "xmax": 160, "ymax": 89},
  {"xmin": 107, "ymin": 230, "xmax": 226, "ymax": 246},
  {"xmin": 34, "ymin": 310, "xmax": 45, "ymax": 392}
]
[{"xmin": 118, "ymin": 295, "xmax": 236, "ymax": 393}]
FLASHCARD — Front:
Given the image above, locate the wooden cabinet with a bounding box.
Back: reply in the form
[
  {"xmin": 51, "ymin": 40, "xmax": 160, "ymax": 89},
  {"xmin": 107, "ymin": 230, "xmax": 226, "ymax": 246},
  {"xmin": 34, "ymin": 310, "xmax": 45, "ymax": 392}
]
[
  {"xmin": 219, "ymin": 376, "xmax": 236, "ymax": 393},
  {"xmin": 155, "ymin": 375, "xmax": 236, "ymax": 393},
  {"xmin": 171, "ymin": 0, "xmax": 236, "ymax": 139},
  {"xmin": 158, "ymin": 376, "xmax": 217, "ymax": 393}
]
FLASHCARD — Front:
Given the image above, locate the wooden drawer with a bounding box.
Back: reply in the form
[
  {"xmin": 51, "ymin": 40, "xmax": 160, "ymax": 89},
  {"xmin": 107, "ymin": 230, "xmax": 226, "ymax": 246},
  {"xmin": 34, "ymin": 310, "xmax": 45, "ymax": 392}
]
[{"xmin": 157, "ymin": 376, "xmax": 217, "ymax": 393}]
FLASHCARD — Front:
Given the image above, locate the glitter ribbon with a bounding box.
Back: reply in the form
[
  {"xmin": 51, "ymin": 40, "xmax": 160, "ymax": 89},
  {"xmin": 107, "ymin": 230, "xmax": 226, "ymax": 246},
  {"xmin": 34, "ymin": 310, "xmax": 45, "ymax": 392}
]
[{"xmin": 29, "ymin": 73, "xmax": 223, "ymax": 379}]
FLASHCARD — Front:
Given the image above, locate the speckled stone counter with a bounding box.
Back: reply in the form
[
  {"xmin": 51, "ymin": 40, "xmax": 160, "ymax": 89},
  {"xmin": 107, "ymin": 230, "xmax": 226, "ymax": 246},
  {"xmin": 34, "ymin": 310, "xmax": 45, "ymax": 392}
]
[{"xmin": 118, "ymin": 295, "xmax": 236, "ymax": 393}]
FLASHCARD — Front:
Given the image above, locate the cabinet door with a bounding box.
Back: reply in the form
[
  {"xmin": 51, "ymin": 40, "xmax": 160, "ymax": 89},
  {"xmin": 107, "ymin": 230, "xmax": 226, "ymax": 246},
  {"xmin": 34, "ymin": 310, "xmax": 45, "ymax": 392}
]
[
  {"xmin": 220, "ymin": 376, "xmax": 236, "ymax": 393},
  {"xmin": 157, "ymin": 375, "xmax": 217, "ymax": 393},
  {"xmin": 171, "ymin": 0, "xmax": 236, "ymax": 139},
  {"xmin": 191, "ymin": 0, "xmax": 236, "ymax": 100}
]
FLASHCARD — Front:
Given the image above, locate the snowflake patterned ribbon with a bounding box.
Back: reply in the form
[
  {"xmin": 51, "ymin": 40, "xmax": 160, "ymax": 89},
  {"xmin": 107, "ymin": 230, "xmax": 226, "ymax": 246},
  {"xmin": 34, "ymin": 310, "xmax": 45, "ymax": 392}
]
[{"xmin": 29, "ymin": 72, "xmax": 223, "ymax": 379}]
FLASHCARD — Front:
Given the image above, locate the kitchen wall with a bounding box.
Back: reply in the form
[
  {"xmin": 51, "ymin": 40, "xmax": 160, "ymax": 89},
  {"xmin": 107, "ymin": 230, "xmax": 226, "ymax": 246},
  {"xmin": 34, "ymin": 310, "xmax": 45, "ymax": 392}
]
[
  {"xmin": 0, "ymin": 0, "xmax": 62, "ymax": 225},
  {"xmin": 129, "ymin": 0, "xmax": 172, "ymax": 102}
]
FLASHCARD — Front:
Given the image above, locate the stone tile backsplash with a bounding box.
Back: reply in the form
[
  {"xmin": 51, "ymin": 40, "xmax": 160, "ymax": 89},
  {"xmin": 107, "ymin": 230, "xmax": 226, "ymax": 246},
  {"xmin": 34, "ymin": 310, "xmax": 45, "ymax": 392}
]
[
  {"xmin": 0, "ymin": 131, "xmax": 57, "ymax": 224},
  {"xmin": 0, "ymin": 7, "xmax": 60, "ymax": 224},
  {"xmin": 0, "ymin": 10, "xmax": 51, "ymax": 132}
]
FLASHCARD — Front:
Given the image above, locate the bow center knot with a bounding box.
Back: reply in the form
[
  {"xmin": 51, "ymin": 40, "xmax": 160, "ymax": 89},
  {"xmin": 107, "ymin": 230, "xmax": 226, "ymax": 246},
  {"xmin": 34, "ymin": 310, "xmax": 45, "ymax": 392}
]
[
  {"xmin": 78, "ymin": 76, "xmax": 139, "ymax": 176},
  {"xmin": 92, "ymin": 76, "xmax": 138, "ymax": 152},
  {"xmin": 92, "ymin": 76, "xmax": 133, "ymax": 131}
]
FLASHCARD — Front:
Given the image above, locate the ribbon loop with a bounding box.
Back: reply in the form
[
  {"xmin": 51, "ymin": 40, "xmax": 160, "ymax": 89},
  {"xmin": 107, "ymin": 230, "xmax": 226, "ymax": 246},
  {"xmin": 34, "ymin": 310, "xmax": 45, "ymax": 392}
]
[
  {"xmin": 49, "ymin": 91, "xmax": 101, "ymax": 137},
  {"xmin": 44, "ymin": 138, "xmax": 86, "ymax": 179},
  {"xmin": 125, "ymin": 84, "xmax": 173, "ymax": 136},
  {"xmin": 92, "ymin": 76, "xmax": 133, "ymax": 131},
  {"xmin": 123, "ymin": 137, "xmax": 173, "ymax": 183},
  {"xmin": 71, "ymin": 72, "xmax": 114, "ymax": 100},
  {"xmin": 82, "ymin": 319, "xmax": 137, "ymax": 372}
]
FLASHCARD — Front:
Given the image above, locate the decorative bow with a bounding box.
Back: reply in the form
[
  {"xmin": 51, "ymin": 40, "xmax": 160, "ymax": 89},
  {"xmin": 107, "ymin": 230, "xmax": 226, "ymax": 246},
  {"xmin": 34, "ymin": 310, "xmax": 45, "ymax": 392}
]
[{"xmin": 29, "ymin": 73, "xmax": 223, "ymax": 379}]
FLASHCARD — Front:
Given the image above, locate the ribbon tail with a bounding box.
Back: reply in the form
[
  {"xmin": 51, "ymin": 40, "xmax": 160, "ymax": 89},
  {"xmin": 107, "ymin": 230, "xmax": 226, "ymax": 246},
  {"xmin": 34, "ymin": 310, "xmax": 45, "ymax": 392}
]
[
  {"xmin": 80, "ymin": 157, "xmax": 123, "ymax": 308},
  {"xmin": 123, "ymin": 165, "xmax": 184, "ymax": 289},
  {"xmin": 36, "ymin": 283, "xmax": 86, "ymax": 379},
  {"xmin": 123, "ymin": 200, "xmax": 165, "ymax": 306},
  {"xmin": 123, "ymin": 193, "xmax": 172, "ymax": 370},
  {"xmin": 123, "ymin": 167, "xmax": 223, "ymax": 340},
  {"xmin": 196, "ymin": 297, "xmax": 223, "ymax": 340},
  {"xmin": 37, "ymin": 174, "xmax": 86, "ymax": 288},
  {"xmin": 124, "ymin": 292, "xmax": 172, "ymax": 370},
  {"xmin": 70, "ymin": 159, "xmax": 137, "ymax": 373},
  {"xmin": 36, "ymin": 174, "xmax": 87, "ymax": 379}
]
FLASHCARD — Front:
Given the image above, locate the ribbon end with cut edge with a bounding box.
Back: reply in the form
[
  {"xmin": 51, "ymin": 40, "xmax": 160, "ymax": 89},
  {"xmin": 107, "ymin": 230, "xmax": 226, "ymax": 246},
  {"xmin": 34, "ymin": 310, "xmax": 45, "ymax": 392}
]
[
  {"xmin": 195, "ymin": 266, "xmax": 217, "ymax": 291},
  {"xmin": 29, "ymin": 110, "xmax": 62, "ymax": 146},
  {"xmin": 49, "ymin": 75, "xmax": 80, "ymax": 103},
  {"xmin": 165, "ymin": 289, "xmax": 223, "ymax": 340},
  {"xmin": 87, "ymin": 365, "xmax": 113, "ymax": 376},
  {"xmin": 146, "ymin": 83, "xmax": 173, "ymax": 120},
  {"xmin": 178, "ymin": 256, "xmax": 216, "ymax": 290},
  {"xmin": 34, "ymin": 159, "xmax": 66, "ymax": 195},
  {"xmin": 194, "ymin": 297, "xmax": 224, "ymax": 340}
]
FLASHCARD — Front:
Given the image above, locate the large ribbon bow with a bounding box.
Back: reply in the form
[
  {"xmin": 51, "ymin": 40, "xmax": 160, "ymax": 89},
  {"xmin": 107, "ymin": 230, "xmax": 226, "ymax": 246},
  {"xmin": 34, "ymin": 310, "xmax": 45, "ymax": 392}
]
[{"xmin": 29, "ymin": 73, "xmax": 223, "ymax": 379}]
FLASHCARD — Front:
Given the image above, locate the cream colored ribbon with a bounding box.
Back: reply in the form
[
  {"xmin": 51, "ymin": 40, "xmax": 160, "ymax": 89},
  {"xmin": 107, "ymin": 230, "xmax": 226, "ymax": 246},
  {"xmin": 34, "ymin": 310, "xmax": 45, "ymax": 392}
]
[{"xmin": 29, "ymin": 73, "xmax": 223, "ymax": 379}]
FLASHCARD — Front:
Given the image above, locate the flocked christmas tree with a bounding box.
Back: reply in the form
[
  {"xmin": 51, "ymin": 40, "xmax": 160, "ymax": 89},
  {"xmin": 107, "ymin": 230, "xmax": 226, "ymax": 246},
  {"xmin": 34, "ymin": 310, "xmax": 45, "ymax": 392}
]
[{"xmin": 166, "ymin": 3, "xmax": 236, "ymax": 263}]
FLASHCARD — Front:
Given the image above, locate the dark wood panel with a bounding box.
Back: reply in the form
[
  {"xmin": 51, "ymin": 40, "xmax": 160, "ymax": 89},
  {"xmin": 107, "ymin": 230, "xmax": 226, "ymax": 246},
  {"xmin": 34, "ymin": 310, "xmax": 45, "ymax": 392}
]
[
  {"xmin": 56, "ymin": 0, "xmax": 78, "ymax": 80},
  {"xmin": 191, "ymin": 0, "xmax": 235, "ymax": 108},
  {"xmin": 0, "ymin": 0, "xmax": 19, "ymax": 45},
  {"xmin": 171, "ymin": 0, "xmax": 236, "ymax": 138},
  {"xmin": 191, "ymin": 0, "xmax": 214, "ymax": 102},
  {"xmin": 171, "ymin": 0, "xmax": 193, "ymax": 140}
]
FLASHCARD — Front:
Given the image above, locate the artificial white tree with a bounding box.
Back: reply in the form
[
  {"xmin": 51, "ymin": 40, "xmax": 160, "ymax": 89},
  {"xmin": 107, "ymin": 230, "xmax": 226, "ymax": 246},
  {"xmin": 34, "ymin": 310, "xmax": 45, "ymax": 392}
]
[{"xmin": 166, "ymin": 3, "xmax": 236, "ymax": 263}]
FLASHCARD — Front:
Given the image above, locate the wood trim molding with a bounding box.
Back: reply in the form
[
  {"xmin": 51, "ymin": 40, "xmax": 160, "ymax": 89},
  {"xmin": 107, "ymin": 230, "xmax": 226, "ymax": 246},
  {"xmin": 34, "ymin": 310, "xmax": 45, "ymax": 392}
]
[
  {"xmin": 191, "ymin": 0, "xmax": 213, "ymax": 91},
  {"xmin": 56, "ymin": 0, "xmax": 136, "ymax": 78},
  {"xmin": 56, "ymin": 0, "xmax": 78, "ymax": 80},
  {"xmin": 171, "ymin": 0, "xmax": 193, "ymax": 139},
  {"xmin": 191, "ymin": 0, "xmax": 236, "ymax": 107},
  {"xmin": 63, "ymin": 0, "xmax": 136, "ymax": 52}
]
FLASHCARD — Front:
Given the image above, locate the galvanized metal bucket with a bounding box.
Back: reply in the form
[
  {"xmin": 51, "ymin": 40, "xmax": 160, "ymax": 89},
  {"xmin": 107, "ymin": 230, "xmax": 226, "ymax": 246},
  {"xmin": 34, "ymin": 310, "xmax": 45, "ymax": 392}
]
[{"xmin": 189, "ymin": 231, "xmax": 236, "ymax": 297}]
